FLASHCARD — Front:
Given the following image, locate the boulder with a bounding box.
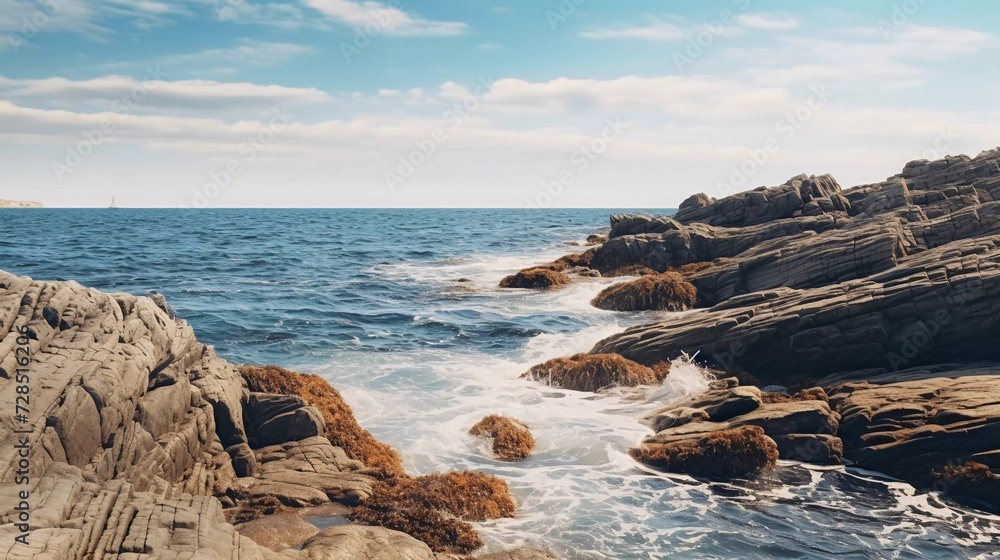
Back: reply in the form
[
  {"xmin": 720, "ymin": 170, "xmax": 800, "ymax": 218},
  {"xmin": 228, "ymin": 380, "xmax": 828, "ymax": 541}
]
[
  {"xmin": 247, "ymin": 393, "xmax": 326, "ymax": 448},
  {"xmin": 521, "ymin": 353, "xmax": 666, "ymax": 392},
  {"xmin": 630, "ymin": 426, "xmax": 778, "ymax": 479},
  {"xmin": 469, "ymin": 415, "xmax": 535, "ymax": 462},
  {"xmin": 499, "ymin": 268, "xmax": 572, "ymax": 290},
  {"xmin": 590, "ymin": 272, "xmax": 697, "ymax": 312}
]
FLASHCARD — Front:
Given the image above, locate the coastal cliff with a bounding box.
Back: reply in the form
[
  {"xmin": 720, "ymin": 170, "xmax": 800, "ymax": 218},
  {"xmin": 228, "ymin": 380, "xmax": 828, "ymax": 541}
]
[
  {"xmin": 0, "ymin": 273, "xmax": 553, "ymax": 559},
  {"xmin": 0, "ymin": 201, "xmax": 42, "ymax": 208},
  {"xmin": 518, "ymin": 147, "xmax": 1000, "ymax": 513}
]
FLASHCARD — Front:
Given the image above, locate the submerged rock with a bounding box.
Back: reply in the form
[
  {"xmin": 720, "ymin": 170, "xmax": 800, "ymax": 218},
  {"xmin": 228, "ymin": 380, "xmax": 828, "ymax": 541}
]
[
  {"xmin": 470, "ymin": 415, "xmax": 536, "ymax": 462},
  {"xmin": 521, "ymin": 353, "xmax": 667, "ymax": 392},
  {"xmin": 499, "ymin": 267, "xmax": 572, "ymax": 290}
]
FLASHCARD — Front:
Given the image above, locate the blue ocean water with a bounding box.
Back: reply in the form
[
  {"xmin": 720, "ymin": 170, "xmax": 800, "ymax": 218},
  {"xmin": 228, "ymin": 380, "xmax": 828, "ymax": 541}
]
[{"xmin": 1, "ymin": 208, "xmax": 998, "ymax": 560}]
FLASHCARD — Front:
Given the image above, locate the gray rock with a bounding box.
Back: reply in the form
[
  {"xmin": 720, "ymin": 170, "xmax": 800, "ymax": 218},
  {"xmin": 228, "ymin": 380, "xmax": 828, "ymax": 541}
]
[
  {"xmin": 247, "ymin": 393, "xmax": 327, "ymax": 448},
  {"xmin": 300, "ymin": 525, "xmax": 436, "ymax": 560}
]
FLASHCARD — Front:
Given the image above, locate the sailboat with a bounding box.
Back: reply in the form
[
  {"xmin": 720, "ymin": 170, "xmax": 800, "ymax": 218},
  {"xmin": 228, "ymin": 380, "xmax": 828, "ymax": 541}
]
[{"xmin": 109, "ymin": 196, "xmax": 119, "ymax": 209}]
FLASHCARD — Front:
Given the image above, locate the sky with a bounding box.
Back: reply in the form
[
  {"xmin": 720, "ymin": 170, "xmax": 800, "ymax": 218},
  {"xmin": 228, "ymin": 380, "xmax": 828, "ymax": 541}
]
[{"xmin": 0, "ymin": 0, "xmax": 999, "ymax": 208}]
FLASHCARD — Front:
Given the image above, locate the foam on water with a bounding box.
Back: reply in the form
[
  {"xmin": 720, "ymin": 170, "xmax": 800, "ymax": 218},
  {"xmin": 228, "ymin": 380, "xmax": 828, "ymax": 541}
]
[
  {"xmin": 316, "ymin": 250, "xmax": 1000, "ymax": 560},
  {"xmin": 4, "ymin": 208, "xmax": 999, "ymax": 559}
]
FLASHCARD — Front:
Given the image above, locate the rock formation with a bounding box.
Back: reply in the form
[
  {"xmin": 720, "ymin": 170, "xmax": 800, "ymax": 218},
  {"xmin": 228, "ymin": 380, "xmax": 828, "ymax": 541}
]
[
  {"xmin": 576, "ymin": 148, "xmax": 1000, "ymax": 511},
  {"xmin": 0, "ymin": 272, "xmax": 543, "ymax": 558},
  {"xmin": 499, "ymin": 268, "xmax": 571, "ymax": 290},
  {"xmin": 521, "ymin": 353, "xmax": 668, "ymax": 392},
  {"xmin": 0, "ymin": 200, "xmax": 43, "ymax": 208},
  {"xmin": 469, "ymin": 415, "xmax": 535, "ymax": 462},
  {"xmin": 590, "ymin": 272, "xmax": 697, "ymax": 312}
]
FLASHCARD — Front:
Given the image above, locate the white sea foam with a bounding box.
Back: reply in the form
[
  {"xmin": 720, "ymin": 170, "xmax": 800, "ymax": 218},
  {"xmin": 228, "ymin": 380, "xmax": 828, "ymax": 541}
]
[{"xmin": 315, "ymin": 245, "xmax": 1000, "ymax": 559}]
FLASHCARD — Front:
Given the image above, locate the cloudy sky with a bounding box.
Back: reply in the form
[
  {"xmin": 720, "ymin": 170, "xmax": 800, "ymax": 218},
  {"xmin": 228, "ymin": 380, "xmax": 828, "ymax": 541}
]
[{"xmin": 1, "ymin": 0, "xmax": 998, "ymax": 207}]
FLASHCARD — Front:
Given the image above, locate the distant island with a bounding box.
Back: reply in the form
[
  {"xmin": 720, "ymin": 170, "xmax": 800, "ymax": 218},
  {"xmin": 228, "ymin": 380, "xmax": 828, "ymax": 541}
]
[{"xmin": 0, "ymin": 199, "xmax": 43, "ymax": 208}]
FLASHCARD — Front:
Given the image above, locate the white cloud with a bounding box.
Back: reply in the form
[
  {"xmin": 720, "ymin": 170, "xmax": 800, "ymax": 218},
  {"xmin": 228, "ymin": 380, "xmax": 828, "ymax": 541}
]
[
  {"xmin": 744, "ymin": 24, "xmax": 998, "ymax": 87},
  {"xmin": 155, "ymin": 41, "xmax": 312, "ymax": 75},
  {"xmin": 213, "ymin": 1, "xmax": 322, "ymax": 30},
  {"xmin": 0, "ymin": 0, "xmax": 196, "ymax": 40},
  {"xmin": 736, "ymin": 13, "xmax": 800, "ymax": 31},
  {"xmin": 0, "ymin": 75, "xmax": 330, "ymax": 110},
  {"xmin": 580, "ymin": 17, "xmax": 687, "ymax": 42},
  {"xmin": 468, "ymin": 76, "xmax": 793, "ymax": 120},
  {"xmin": 477, "ymin": 42, "xmax": 502, "ymax": 51},
  {"xmin": 301, "ymin": 0, "xmax": 467, "ymax": 36}
]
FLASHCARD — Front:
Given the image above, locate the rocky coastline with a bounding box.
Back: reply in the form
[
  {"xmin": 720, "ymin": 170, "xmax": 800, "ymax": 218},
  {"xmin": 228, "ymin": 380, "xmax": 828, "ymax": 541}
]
[
  {"xmin": 3, "ymin": 147, "xmax": 1000, "ymax": 558},
  {"xmin": 0, "ymin": 273, "xmax": 554, "ymax": 559},
  {"xmin": 503, "ymin": 147, "xmax": 1000, "ymax": 515},
  {"xmin": 0, "ymin": 200, "xmax": 43, "ymax": 208}
]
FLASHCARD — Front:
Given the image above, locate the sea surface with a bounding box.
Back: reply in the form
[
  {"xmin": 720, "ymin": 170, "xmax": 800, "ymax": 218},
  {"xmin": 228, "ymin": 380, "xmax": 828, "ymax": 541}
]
[{"xmin": 1, "ymin": 208, "xmax": 999, "ymax": 560}]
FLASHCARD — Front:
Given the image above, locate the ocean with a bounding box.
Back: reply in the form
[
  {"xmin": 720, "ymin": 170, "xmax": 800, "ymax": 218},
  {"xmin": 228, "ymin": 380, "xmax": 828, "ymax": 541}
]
[{"xmin": 1, "ymin": 208, "xmax": 998, "ymax": 559}]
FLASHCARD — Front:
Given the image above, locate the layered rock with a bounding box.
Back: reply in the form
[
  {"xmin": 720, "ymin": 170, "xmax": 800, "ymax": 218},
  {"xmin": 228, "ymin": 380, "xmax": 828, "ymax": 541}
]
[
  {"xmin": 0, "ymin": 272, "xmax": 536, "ymax": 558},
  {"xmin": 582, "ymin": 148, "xmax": 1000, "ymax": 510},
  {"xmin": 672, "ymin": 174, "xmax": 845, "ymax": 228},
  {"xmin": 643, "ymin": 383, "xmax": 843, "ymax": 467}
]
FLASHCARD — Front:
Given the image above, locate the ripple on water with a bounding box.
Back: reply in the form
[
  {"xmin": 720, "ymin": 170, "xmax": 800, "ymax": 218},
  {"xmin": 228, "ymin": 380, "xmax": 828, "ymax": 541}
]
[{"xmin": 2, "ymin": 208, "xmax": 998, "ymax": 559}]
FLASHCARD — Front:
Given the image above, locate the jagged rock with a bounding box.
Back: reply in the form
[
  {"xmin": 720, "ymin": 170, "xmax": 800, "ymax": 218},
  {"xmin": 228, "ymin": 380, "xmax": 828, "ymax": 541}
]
[
  {"xmin": 0, "ymin": 273, "xmax": 402, "ymax": 558},
  {"xmin": 673, "ymin": 174, "xmax": 844, "ymax": 228},
  {"xmin": 592, "ymin": 238, "xmax": 1000, "ymax": 385},
  {"xmin": 610, "ymin": 214, "xmax": 681, "ymax": 238},
  {"xmin": 828, "ymin": 366, "xmax": 1000, "ymax": 511},
  {"xmin": 642, "ymin": 379, "xmax": 841, "ymax": 467},
  {"xmin": 592, "ymin": 152, "xmax": 1000, "ymax": 306},
  {"xmin": 678, "ymin": 193, "xmax": 715, "ymax": 215},
  {"xmin": 592, "ymin": 149, "xmax": 1000, "ymax": 510}
]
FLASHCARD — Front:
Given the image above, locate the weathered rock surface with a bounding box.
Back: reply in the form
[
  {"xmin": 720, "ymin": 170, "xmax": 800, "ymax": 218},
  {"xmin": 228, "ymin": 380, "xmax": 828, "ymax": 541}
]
[
  {"xmin": 0, "ymin": 272, "xmax": 536, "ymax": 558},
  {"xmin": 645, "ymin": 384, "xmax": 843, "ymax": 466},
  {"xmin": 672, "ymin": 174, "xmax": 844, "ymax": 228},
  {"xmin": 826, "ymin": 365, "xmax": 1000, "ymax": 512},
  {"xmin": 299, "ymin": 525, "xmax": 436, "ymax": 560},
  {"xmin": 587, "ymin": 148, "xmax": 1000, "ymax": 510}
]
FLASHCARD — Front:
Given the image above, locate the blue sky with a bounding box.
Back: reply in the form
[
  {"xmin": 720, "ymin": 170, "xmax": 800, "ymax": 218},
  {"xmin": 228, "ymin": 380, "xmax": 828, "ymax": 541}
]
[{"xmin": 1, "ymin": 0, "xmax": 999, "ymax": 207}]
